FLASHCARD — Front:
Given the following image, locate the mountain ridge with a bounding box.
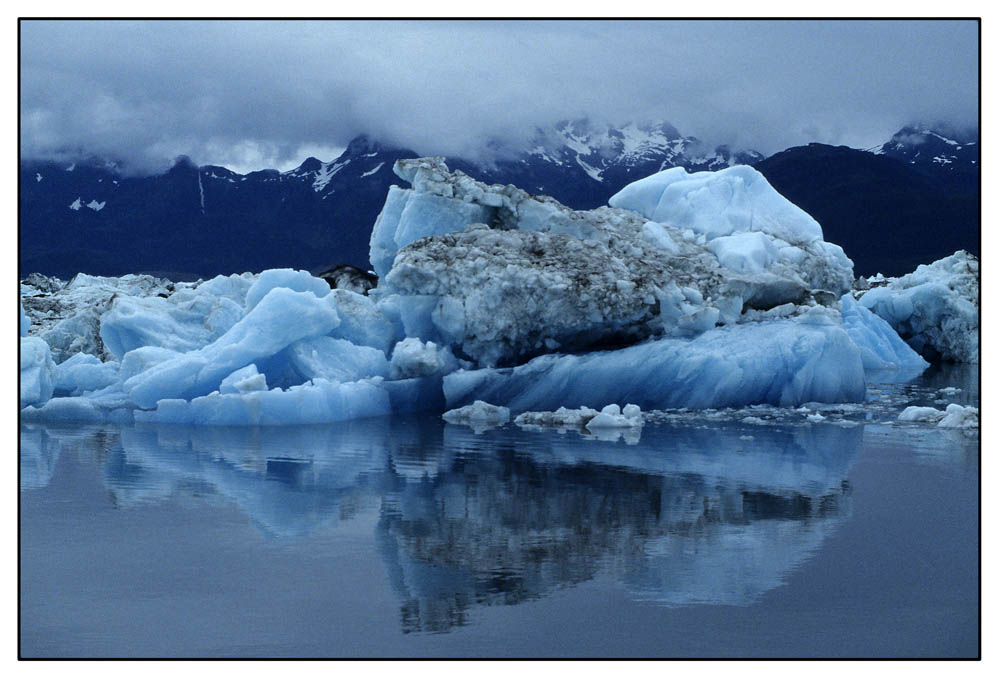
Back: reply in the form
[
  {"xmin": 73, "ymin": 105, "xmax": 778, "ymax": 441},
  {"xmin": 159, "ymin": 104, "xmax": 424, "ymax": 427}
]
[{"xmin": 19, "ymin": 122, "xmax": 978, "ymax": 279}]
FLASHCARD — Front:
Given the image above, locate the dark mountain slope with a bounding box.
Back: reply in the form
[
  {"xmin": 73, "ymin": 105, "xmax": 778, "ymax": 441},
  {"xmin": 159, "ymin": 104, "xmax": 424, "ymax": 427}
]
[{"xmin": 755, "ymin": 144, "xmax": 978, "ymax": 277}]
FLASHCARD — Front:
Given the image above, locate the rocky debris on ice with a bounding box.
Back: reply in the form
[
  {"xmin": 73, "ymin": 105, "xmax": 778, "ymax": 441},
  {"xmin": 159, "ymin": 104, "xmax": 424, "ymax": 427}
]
[
  {"xmin": 514, "ymin": 406, "xmax": 601, "ymax": 427},
  {"xmin": 19, "ymin": 273, "xmax": 67, "ymax": 297},
  {"xmin": 21, "ymin": 272, "xmax": 173, "ymax": 362},
  {"xmin": 898, "ymin": 403, "xmax": 979, "ymax": 430},
  {"xmin": 315, "ymin": 264, "xmax": 378, "ymax": 295},
  {"xmin": 389, "ymin": 337, "xmax": 459, "ymax": 379},
  {"xmin": 373, "ymin": 157, "xmax": 855, "ymax": 367},
  {"xmin": 857, "ymin": 251, "xmax": 979, "ymax": 363},
  {"xmin": 442, "ymin": 400, "xmax": 511, "ymax": 430},
  {"xmin": 608, "ymin": 165, "xmax": 855, "ymax": 294}
]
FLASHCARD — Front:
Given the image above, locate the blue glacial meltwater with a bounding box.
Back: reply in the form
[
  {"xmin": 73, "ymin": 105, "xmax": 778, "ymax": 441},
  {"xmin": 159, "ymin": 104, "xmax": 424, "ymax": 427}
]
[{"xmin": 19, "ymin": 365, "xmax": 978, "ymax": 658}]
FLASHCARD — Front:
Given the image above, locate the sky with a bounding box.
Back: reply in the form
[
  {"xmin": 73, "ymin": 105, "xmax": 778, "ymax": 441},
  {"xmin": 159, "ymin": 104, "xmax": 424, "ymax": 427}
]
[{"xmin": 19, "ymin": 19, "xmax": 980, "ymax": 174}]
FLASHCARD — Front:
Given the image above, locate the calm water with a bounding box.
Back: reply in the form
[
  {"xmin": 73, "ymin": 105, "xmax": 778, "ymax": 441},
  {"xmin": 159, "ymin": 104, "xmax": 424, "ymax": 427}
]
[{"xmin": 20, "ymin": 366, "xmax": 979, "ymax": 658}]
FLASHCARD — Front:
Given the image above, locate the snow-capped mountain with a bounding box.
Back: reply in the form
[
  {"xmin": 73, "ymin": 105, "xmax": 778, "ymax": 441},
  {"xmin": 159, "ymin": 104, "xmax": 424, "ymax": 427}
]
[
  {"xmin": 869, "ymin": 125, "xmax": 978, "ymax": 192},
  {"xmin": 20, "ymin": 135, "xmax": 417, "ymax": 279},
  {"xmin": 18, "ymin": 121, "xmax": 978, "ymax": 280},
  {"xmin": 20, "ymin": 120, "xmax": 762, "ymax": 278},
  {"xmin": 452, "ymin": 119, "xmax": 764, "ymax": 208}
]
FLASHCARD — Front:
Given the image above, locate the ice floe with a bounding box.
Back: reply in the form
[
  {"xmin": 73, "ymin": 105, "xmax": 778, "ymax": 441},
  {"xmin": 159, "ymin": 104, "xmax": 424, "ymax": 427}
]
[
  {"xmin": 442, "ymin": 400, "xmax": 511, "ymax": 431},
  {"xmin": 898, "ymin": 403, "xmax": 979, "ymax": 429}
]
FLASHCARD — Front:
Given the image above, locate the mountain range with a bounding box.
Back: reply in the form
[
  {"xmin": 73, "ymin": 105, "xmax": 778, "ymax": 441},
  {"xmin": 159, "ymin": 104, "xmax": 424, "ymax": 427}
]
[{"xmin": 19, "ymin": 121, "xmax": 978, "ymax": 280}]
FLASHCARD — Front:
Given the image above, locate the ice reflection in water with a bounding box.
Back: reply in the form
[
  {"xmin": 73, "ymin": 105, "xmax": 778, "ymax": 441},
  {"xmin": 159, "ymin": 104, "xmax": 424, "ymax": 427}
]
[{"xmin": 21, "ymin": 416, "xmax": 861, "ymax": 634}]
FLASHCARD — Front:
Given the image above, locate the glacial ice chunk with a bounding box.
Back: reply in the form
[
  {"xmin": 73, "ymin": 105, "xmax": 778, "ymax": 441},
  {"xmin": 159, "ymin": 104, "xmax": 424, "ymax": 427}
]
[
  {"xmin": 134, "ymin": 378, "xmax": 391, "ymax": 426},
  {"xmin": 219, "ymin": 364, "xmax": 268, "ymax": 394},
  {"xmin": 20, "ymin": 336, "xmax": 56, "ymax": 408},
  {"xmin": 53, "ymin": 353, "xmax": 121, "ymax": 395},
  {"xmin": 445, "ymin": 315, "xmax": 866, "ymax": 412},
  {"xmin": 328, "ymin": 289, "xmax": 398, "ymax": 354},
  {"xmin": 287, "ymin": 337, "xmax": 390, "ymax": 383},
  {"xmin": 898, "ymin": 403, "xmax": 978, "ymax": 430},
  {"xmin": 442, "ymin": 400, "xmax": 511, "ymax": 429},
  {"xmin": 100, "ymin": 287, "xmax": 245, "ymax": 360},
  {"xmin": 22, "ymin": 272, "xmax": 172, "ymax": 362},
  {"xmin": 586, "ymin": 403, "xmax": 645, "ymax": 430},
  {"xmin": 119, "ymin": 346, "xmax": 182, "ymax": 381},
  {"xmin": 389, "ymin": 338, "xmax": 457, "ymax": 380},
  {"xmin": 839, "ymin": 295, "xmax": 930, "ymax": 370},
  {"xmin": 243, "ymin": 268, "xmax": 331, "ymax": 313},
  {"xmin": 125, "ymin": 287, "xmax": 341, "ymax": 409},
  {"xmin": 708, "ymin": 232, "xmax": 779, "ymax": 273},
  {"xmin": 609, "ymin": 165, "xmax": 823, "ymax": 244},
  {"xmin": 374, "ymin": 159, "xmax": 856, "ymax": 367},
  {"xmin": 858, "ymin": 251, "xmax": 979, "ymax": 363},
  {"xmin": 514, "ymin": 406, "xmax": 600, "ymax": 427},
  {"xmin": 370, "ymin": 183, "xmax": 494, "ymax": 277},
  {"xmin": 20, "ymin": 303, "xmax": 30, "ymax": 336}
]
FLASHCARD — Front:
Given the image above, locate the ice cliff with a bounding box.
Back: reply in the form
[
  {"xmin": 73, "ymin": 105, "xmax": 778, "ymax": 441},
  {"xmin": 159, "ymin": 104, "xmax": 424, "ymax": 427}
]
[{"xmin": 21, "ymin": 159, "xmax": 948, "ymax": 424}]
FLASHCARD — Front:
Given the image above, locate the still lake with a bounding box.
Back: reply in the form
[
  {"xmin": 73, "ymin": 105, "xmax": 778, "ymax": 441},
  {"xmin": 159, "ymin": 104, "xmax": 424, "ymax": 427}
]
[{"xmin": 20, "ymin": 365, "xmax": 978, "ymax": 658}]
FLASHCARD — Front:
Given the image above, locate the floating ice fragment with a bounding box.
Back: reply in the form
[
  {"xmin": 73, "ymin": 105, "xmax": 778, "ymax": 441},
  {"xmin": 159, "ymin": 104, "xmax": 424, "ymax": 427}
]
[{"xmin": 442, "ymin": 400, "xmax": 511, "ymax": 430}]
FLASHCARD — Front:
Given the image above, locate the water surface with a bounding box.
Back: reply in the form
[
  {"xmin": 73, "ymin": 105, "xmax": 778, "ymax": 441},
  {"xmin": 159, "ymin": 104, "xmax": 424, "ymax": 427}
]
[{"xmin": 20, "ymin": 366, "xmax": 979, "ymax": 658}]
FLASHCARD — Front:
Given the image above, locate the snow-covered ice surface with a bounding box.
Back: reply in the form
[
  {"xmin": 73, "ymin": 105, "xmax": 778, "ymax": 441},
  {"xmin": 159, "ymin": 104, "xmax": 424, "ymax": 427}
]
[{"xmin": 857, "ymin": 251, "xmax": 979, "ymax": 363}]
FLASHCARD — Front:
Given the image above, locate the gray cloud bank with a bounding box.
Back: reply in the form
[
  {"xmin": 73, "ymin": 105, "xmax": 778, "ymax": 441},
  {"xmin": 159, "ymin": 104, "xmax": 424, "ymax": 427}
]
[{"xmin": 20, "ymin": 19, "xmax": 979, "ymax": 173}]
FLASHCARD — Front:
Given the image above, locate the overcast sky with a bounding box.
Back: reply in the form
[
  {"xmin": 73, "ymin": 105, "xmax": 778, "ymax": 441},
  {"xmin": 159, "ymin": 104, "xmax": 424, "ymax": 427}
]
[{"xmin": 20, "ymin": 19, "xmax": 979, "ymax": 174}]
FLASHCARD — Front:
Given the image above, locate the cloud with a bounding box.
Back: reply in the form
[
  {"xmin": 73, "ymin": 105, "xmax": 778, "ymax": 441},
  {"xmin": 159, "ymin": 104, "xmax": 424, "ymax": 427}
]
[{"xmin": 19, "ymin": 19, "xmax": 979, "ymax": 173}]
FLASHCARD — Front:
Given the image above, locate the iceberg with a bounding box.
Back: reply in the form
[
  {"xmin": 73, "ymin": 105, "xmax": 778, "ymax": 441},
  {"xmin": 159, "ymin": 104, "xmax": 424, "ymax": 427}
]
[
  {"xmin": 858, "ymin": 251, "xmax": 979, "ymax": 363},
  {"xmin": 287, "ymin": 337, "xmax": 390, "ymax": 384},
  {"xmin": 374, "ymin": 158, "xmax": 854, "ymax": 367},
  {"xmin": 20, "ymin": 159, "xmax": 936, "ymax": 426},
  {"xmin": 443, "ymin": 315, "xmax": 866, "ymax": 412},
  {"xmin": 585, "ymin": 403, "xmax": 644, "ymax": 430}
]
